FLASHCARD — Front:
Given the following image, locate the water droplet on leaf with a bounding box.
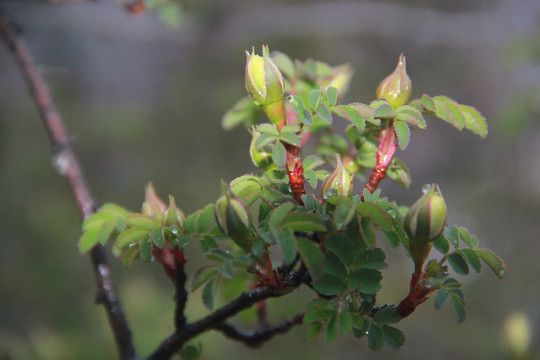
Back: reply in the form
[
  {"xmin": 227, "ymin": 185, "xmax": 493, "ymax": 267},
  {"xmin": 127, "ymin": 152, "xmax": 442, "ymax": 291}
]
[
  {"xmin": 53, "ymin": 152, "xmax": 71, "ymax": 175},
  {"xmin": 421, "ymin": 183, "xmax": 431, "ymax": 194}
]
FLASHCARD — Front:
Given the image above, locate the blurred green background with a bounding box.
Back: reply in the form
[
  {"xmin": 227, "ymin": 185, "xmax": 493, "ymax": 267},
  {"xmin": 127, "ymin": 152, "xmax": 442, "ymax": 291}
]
[{"xmin": 1, "ymin": 0, "xmax": 539, "ymax": 359}]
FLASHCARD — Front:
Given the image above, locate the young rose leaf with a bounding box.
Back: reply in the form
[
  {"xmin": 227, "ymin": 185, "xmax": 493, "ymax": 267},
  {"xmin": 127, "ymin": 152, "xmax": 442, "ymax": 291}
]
[
  {"xmin": 475, "ymin": 248, "xmax": 506, "ymax": 279},
  {"xmin": 139, "ymin": 233, "xmax": 152, "ymax": 262},
  {"xmin": 268, "ymin": 202, "xmax": 295, "ymax": 227},
  {"xmin": 275, "ymin": 228, "xmax": 297, "ymax": 264},
  {"xmin": 447, "ymin": 252, "xmax": 469, "ymax": 275},
  {"xmin": 459, "ymin": 104, "xmax": 488, "ymax": 138},
  {"xmin": 386, "ymin": 156, "xmax": 412, "ymax": 188},
  {"xmin": 356, "ymin": 203, "xmax": 393, "ymax": 231},
  {"xmin": 367, "ymin": 324, "xmax": 385, "ymax": 351},
  {"xmin": 202, "ymin": 279, "xmax": 215, "ymax": 310},
  {"xmin": 280, "ymin": 213, "xmax": 327, "ymax": 232},
  {"xmin": 126, "ymin": 214, "xmax": 160, "ymax": 230},
  {"xmin": 257, "ymin": 123, "xmax": 280, "ymax": 136},
  {"xmin": 325, "ymin": 233, "xmax": 356, "ymax": 268},
  {"xmin": 449, "ymin": 289, "xmax": 466, "ymax": 323},
  {"xmin": 394, "ymin": 121, "xmax": 411, "ymax": 150},
  {"xmin": 254, "ymin": 133, "xmax": 277, "ymax": 149},
  {"xmin": 296, "ymin": 237, "xmax": 324, "ymax": 280},
  {"xmin": 288, "ymin": 94, "xmax": 305, "ymax": 116},
  {"xmin": 117, "ymin": 228, "xmax": 149, "ymax": 248},
  {"xmin": 221, "ymin": 97, "xmax": 259, "ymax": 130},
  {"xmin": 281, "ymin": 124, "xmax": 301, "ymax": 133},
  {"xmin": 326, "ymin": 86, "xmax": 338, "ymax": 107},
  {"xmin": 316, "ymin": 103, "xmax": 332, "ymax": 124},
  {"xmin": 326, "ymin": 314, "xmax": 339, "ymax": 344},
  {"xmin": 279, "ymin": 132, "xmax": 301, "ymax": 147},
  {"xmin": 433, "ymin": 233, "xmax": 450, "ymax": 254},
  {"xmin": 306, "ymin": 322, "xmax": 324, "ymax": 341},
  {"xmin": 373, "ymin": 307, "xmax": 401, "ymax": 325},
  {"xmin": 461, "ymin": 248, "xmax": 482, "ymax": 273},
  {"xmin": 272, "ymin": 141, "xmax": 287, "ymax": 168},
  {"xmin": 360, "ymin": 217, "xmax": 376, "ymax": 248},
  {"xmin": 382, "ymin": 325, "xmax": 406, "ymax": 350},
  {"xmin": 78, "ymin": 226, "xmax": 101, "ymax": 253},
  {"xmin": 313, "ymin": 274, "xmax": 348, "ymax": 296},
  {"xmin": 340, "ymin": 311, "xmax": 353, "ymax": 335},
  {"xmin": 356, "ymin": 248, "xmax": 388, "ymax": 269},
  {"xmin": 151, "ymin": 228, "xmax": 165, "ymax": 248},
  {"xmin": 332, "ymin": 105, "xmax": 366, "ymax": 130},
  {"xmin": 303, "ymin": 307, "xmax": 335, "ymax": 324},
  {"xmin": 309, "ymin": 88, "xmax": 322, "ymax": 110},
  {"xmin": 348, "ymin": 268, "xmax": 382, "ymax": 294},
  {"xmin": 396, "ymin": 105, "xmax": 426, "ymax": 128},
  {"xmin": 420, "ymin": 94, "xmax": 436, "ymax": 112},
  {"xmin": 324, "ymin": 249, "xmax": 348, "ymax": 278},
  {"xmin": 191, "ymin": 266, "xmax": 218, "ymax": 291},
  {"xmin": 333, "ymin": 202, "xmax": 357, "ymax": 230},
  {"xmin": 433, "ymin": 96, "xmax": 465, "ymax": 130}
]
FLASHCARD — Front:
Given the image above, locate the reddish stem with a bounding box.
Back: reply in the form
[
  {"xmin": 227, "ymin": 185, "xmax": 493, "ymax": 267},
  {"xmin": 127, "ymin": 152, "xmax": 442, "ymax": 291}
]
[
  {"xmin": 362, "ymin": 126, "xmax": 397, "ymax": 198},
  {"xmin": 396, "ymin": 273, "xmax": 436, "ymax": 319},
  {"xmin": 284, "ymin": 107, "xmax": 305, "ymax": 205}
]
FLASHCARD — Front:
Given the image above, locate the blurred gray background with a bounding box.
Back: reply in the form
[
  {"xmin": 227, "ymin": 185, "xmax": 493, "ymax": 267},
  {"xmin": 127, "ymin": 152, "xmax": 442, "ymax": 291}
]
[{"xmin": 1, "ymin": 0, "xmax": 539, "ymax": 359}]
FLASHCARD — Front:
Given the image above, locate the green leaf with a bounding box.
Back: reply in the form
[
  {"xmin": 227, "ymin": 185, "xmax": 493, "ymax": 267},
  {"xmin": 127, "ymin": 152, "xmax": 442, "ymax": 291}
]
[
  {"xmin": 121, "ymin": 243, "xmax": 139, "ymax": 268},
  {"xmin": 288, "ymin": 94, "xmax": 305, "ymax": 116},
  {"xmin": 460, "ymin": 104, "xmax": 488, "ymax": 138},
  {"xmin": 373, "ymin": 307, "xmax": 401, "ymax": 325},
  {"xmin": 268, "ymin": 202, "xmax": 295, "ymax": 227},
  {"xmin": 325, "ymin": 233, "xmax": 355, "ymax": 267},
  {"xmin": 306, "ymin": 322, "xmax": 324, "ymax": 341},
  {"xmin": 78, "ymin": 226, "xmax": 100, "ymax": 253},
  {"xmin": 221, "ymin": 96, "xmax": 259, "ymax": 130},
  {"xmin": 382, "ymin": 325, "xmax": 406, "ymax": 350},
  {"xmin": 279, "ymin": 132, "xmax": 301, "ymax": 147},
  {"xmin": 276, "ymin": 228, "xmax": 297, "ymax": 264},
  {"xmin": 117, "ymin": 228, "xmax": 149, "ymax": 248},
  {"xmin": 280, "ymin": 213, "xmax": 327, "ymax": 232},
  {"xmin": 309, "ymin": 89, "xmax": 321, "ymax": 110},
  {"xmin": 180, "ymin": 343, "xmax": 202, "ymax": 360},
  {"xmin": 325, "ymin": 314, "xmax": 339, "ymax": 344},
  {"xmin": 324, "ymin": 251, "xmax": 348, "ymax": 278},
  {"xmin": 340, "ymin": 311, "xmax": 353, "ymax": 335},
  {"xmin": 360, "ymin": 217, "xmax": 376, "ymax": 248},
  {"xmin": 445, "ymin": 226, "xmax": 460, "ymax": 248},
  {"xmin": 386, "ymin": 156, "xmax": 411, "ymax": 188},
  {"xmin": 461, "ymin": 248, "xmax": 481, "ymax": 273},
  {"xmin": 196, "ymin": 205, "xmax": 216, "ymax": 234},
  {"xmin": 304, "ymin": 307, "xmax": 335, "ymax": 324},
  {"xmin": 271, "ymin": 51, "xmax": 295, "ymax": 79},
  {"xmin": 332, "ymin": 105, "xmax": 365, "ymax": 130},
  {"xmin": 296, "ymin": 237, "xmax": 324, "ymax": 280},
  {"xmin": 316, "ymin": 103, "xmax": 332, "ymax": 124},
  {"xmin": 356, "ymin": 203, "xmax": 393, "ymax": 231},
  {"xmin": 281, "ymin": 124, "xmax": 301, "ymax": 133},
  {"xmin": 449, "ymin": 289, "xmax": 466, "ymax": 323},
  {"xmin": 333, "ymin": 202, "xmax": 357, "ymax": 230},
  {"xmin": 475, "ymin": 248, "xmax": 506, "ymax": 279},
  {"xmin": 96, "ymin": 220, "xmax": 117, "ymax": 245},
  {"xmin": 272, "ymin": 141, "xmax": 287, "ymax": 169},
  {"xmin": 151, "ymin": 228, "xmax": 165, "ymax": 248},
  {"xmin": 433, "ymin": 96, "xmax": 465, "ymax": 130},
  {"xmin": 367, "ymin": 324, "xmax": 385, "ymax": 351},
  {"xmin": 326, "ymin": 87, "xmax": 338, "ymax": 107},
  {"xmin": 348, "ymin": 268, "xmax": 382, "ymax": 294},
  {"xmin": 126, "ymin": 214, "xmax": 160, "ymax": 230},
  {"xmin": 255, "ymin": 133, "xmax": 277, "ymax": 149},
  {"xmin": 313, "ymin": 274, "xmax": 347, "ymax": 296},
  {"xmin": 202, "ymin": 279, "xmax": 215, "ymax": 310},
  {"xmin": 435, "ymin": 288, "xmax": 449, "ymax": 308},
  {"xmin": 433, "ymin": 234, "xmax": 450, "ymax": 254},
  {"xmin": 420, "ymin": 94, "xmax": 436, "ymax": 112},
  {"xmin": 357, "ymin": 248, "xmax": 387, "ymax": 269},
  {"xmin": 396, "ymin": 106, "xmax": 427, "ymax": 128},
  {"xmin": 139, "ymin": 233, "xmax": 152, "ymax": 262},
  {"xmin": 191, "ymin": 266, "xmax": 218, "ymax": 291},
  {"xmin": 257, "ymin": 123, "xmax": 280, "ymax": 136},
  {"xmin": 394, "ymin": 121, "xmax": 411, "ymax": 150},
  {"xmin": 372, "ymin": 101, "xmax": 394, "ymax": 118},
  {"xmin": 447, "ymin": 252, "xmax": 469, "ymax": 275}
]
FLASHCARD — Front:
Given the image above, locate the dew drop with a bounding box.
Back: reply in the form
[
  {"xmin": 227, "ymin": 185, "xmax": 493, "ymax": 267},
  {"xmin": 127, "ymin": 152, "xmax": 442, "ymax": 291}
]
[
  {"xmin": 323, "ymin": 188, "xmax": 339, "ymax": 200},
  {"xmin": 421, "ymin": 183, "xmax": 432, "ymax": 194},
  {"xmin": 53, "ymin": 152, "xmax": 71, "ymax": 175}
]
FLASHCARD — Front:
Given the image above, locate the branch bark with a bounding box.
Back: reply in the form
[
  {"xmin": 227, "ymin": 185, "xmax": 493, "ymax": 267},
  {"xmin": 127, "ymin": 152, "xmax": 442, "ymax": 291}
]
[{"xmin": 0, "ymin": 8, "xmax": 137, "ymax": 360}]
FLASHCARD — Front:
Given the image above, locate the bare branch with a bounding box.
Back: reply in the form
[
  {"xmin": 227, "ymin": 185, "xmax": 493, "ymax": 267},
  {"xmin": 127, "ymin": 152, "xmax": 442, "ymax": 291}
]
[
  {"xmin": 0, "ymin": 8, "xmax": 137, "ymax": 360},
  {"xmin": 148, "ymin": 277, "xmax": 301, "ymax": 360},
  {"xmin": 213, "ymin": 314, "xmax": 304, "ymax": 348}
]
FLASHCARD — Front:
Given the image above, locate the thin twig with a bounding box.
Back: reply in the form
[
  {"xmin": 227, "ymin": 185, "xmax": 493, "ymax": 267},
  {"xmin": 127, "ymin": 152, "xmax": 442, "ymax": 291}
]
[
  {"xmin": 148, "ymin": 279, "xmax": 300, "ymax": 360},
  {"xmin": 213, "ymin": 314, "xmax": 304, "ymax": 348},
  {"xmin": 0, "ymin": 8, "xmax": 137, "ymax": 360}
]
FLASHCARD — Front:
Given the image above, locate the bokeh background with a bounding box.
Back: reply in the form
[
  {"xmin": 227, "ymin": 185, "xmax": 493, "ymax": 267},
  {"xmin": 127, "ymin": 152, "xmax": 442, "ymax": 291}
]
[{"xmin": 1, "ymin": 0, "xmax": 540, "ymax": 359}]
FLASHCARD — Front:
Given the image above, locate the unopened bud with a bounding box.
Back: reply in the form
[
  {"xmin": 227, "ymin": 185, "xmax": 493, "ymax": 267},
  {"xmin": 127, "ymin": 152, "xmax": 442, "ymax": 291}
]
[
  {"xmin": 215, "ymin": 193, "xmax": 254, "ymax": 252},
  {"xmin": 162, "ymin": 195, "xmax": 185, "ymax": 229},
  {"xmin": 245, "ymin": 45, "xmax": 284, "ymax": 106},
  {"xmin": 322, "ymin": 154, "xmax": 354, "ymax": 198},
  {"xmin": 404, "ymin": 183, "xmax": 447, "ymax": 245},
  {"xmin": 142, "ymin": 182, "xmax": 167, "ymax": 217},
  {"xmin": 376, "ymin": 54, "xmax": 412, "ymax": 109}
]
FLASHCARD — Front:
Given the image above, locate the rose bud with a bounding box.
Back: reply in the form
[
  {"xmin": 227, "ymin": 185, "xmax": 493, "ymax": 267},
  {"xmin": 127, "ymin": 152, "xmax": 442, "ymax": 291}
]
[
  {"xmin": 215, "ymin": 193, "xmax": 254, "ymax": 252},
  {"xmin": 322, "ymin": 154, "xmax": 354, "ymax": 198},
  {"xmin": 376, "ymin": 53, "xmax": 412, "ymax": 109}
]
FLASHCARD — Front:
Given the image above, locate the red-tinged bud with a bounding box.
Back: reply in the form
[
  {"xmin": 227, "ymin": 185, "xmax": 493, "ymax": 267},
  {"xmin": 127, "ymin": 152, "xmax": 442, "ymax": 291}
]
[
  {"xmin": 322, "ymin": 154, "xmax": 354, "ymax": 198},
  {"xmin": 245, "ymin": 45, "xmax": 284, "ymax": 107},
  {"xmin": 376, "ymin": 54, "xmax": 412, "ymax": 109},
  {"xmin": 162, "ymin": 195, "xmax": 185, "ymax": 229},
  {"xmin": 215, "ymin": 193, "xmax": 254, "ymax": 252},
  {"xmin": 142, "ymin": 182, "xmax": 167, "ymax": 217}
]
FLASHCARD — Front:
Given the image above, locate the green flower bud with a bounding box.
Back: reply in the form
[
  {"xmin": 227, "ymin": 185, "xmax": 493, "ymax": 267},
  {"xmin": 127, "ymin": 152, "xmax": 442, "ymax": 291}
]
[
  {"xmin": 142, "ymin": 182, "xmax": 167, "ymax": 217},
  {"xmin": 245, "ymin": 45, "xmax": 284, "ymax": 106},
  {"xmin": 404, "ymin": 183, "xmax": 448, "ymax": 245},
  {"xmin": 162, "ymin": 195, "xmax": 185, "ymax": 229},
  {"xmin": 249, "ymin": 130, "xmax": 277, "ymax": 170},
  {"xmin": 376, "ymin": 53, "xmax": 412, "ymax": 109},
  {"xmin": 215, "ymin": 193, "xmax": 254, "ymax": 252},
  {"xmin": 322, "ymin": 154, "xmax": 354, "ymax": 198}
]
